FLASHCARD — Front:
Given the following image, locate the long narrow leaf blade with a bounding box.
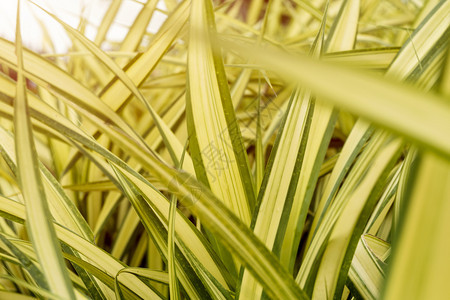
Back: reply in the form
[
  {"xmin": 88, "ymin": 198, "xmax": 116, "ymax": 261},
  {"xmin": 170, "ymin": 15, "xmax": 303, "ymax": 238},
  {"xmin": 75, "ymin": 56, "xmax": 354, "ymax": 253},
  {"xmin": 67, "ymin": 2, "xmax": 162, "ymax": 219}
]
[
  {"xmin": 187, "ymin": 0, "xmax": 254, "ymax": 223},
  {"xmin": 13, "ymin": 3, "xmax": 75, "ymax": 299}
]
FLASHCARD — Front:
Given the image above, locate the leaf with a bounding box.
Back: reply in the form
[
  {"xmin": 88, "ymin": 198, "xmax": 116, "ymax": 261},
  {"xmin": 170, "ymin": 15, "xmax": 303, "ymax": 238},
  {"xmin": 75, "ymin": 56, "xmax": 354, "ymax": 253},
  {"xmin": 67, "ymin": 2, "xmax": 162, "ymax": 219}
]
[
  {"xmin": 93, "ymin": 0, "xmax": 122, "ymax": 46},
  {"xmin": 168, "ymin": 194, "xmax": 181, "ymax": 300},
  {"xmin": 323, "ymin": 48, "xmax": 399, "ymax": 70},
  {"xmin": 0, "ymin": 291, "xmax": 37, "ymax": 300},
  {"xmin": 382, "ymin": 152, "xmax": 450, "ymax": 299},
  {"xmin": 0, "ymin": 195, "xmax": 161, "ymax": 299},
  {"xmin": 348, "ymin": 235, "xmax": 390, "ymax": 300},
  {"xmin": 311, "ymin": 137, "xmax": 401, "ymax": 299},
  {"xmin": 165, "ymin": 172, "xmax": 308, "ymax": 300},
  {"xmin": 277, "ymin": 0, "xmax": 361, "ymax": 273},
  {"xmin": 0, "ymin": 234, "xmax": 48, "ymax": 290},
  {"xmin": 296, "ymin": 131, "xmax": 401, "ymax": 296},
  {"xmin": 364, "ymin": 162, "xmax": 401, "ymax": 236},
  {"xmin": 13, "ymin": 3, "xmax": 75, "ymax": 299},
  {"xmin": 186, "ymin": 0, "xmax": 254, "ymax": 224},
  {"xmin": 306, "ymin": 120, "xmax": 373, "ymax": 248},
  {"xmin": 29, "ymin": 0, "xmax": 191, "ymax": 171},
  {"xmin": 0, "ymin": 125, "xmax": 93, "ymax": 242},
  {"xmin": 117, "ymin": 0, "xmax": 159, "ymax": 66},
  {"xmin": 225, "ymin": 0, "xmax": 450, "ymax": 160},
  {"xmin": 239, "ymin": 73, "xmax": 315, "ymax": 299},
  {"xmin": 117, "ymin": 268, "xmax": 169, "ymax": 285},
  {"xmin": 111, "ymin": 164, "xmax": 214, "ymax": 300},
  {"xmin": 0, "ymin": 76, "xmax": 234, "ymax": 294},
  {"xmin": 0, "ymin": 275, "xmax": 62, "ymax": 300}
]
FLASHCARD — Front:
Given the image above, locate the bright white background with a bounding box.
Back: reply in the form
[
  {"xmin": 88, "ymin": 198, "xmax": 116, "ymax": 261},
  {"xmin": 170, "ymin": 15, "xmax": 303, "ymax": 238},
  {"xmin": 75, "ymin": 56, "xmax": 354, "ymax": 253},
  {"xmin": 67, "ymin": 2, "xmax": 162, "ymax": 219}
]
[{"xmin": 0, "ymin": 0, "xmax": 167, "ymax": 52}]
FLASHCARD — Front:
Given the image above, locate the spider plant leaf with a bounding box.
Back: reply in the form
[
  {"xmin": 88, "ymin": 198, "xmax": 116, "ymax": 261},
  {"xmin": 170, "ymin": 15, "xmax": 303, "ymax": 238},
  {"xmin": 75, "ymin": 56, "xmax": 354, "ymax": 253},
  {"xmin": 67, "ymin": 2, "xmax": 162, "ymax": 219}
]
[
  {"xmin": 275, "ymin": 0, "xmax": 361, "ymax": 274},
  {"xmin": 1, "ymin": 76, "xmax": 233, "ymax": 298},
  {"xmin": 364, "ymin": 163, "xmax": 401, "ymax": 236},
  {"xmin": 0, "ymin": 133, "xmax": 93, "ymax": 241},
  {"xmin": 239, "ymin": 85, "xmax": 314, "ymax": 298},
  {"xmin": 111, "ymin": 164, "xmax": 214, "ymax": 300},
  {"xmin": 393, "ymin": 148, "xmax": 419, "ymax": 235},
  {"xmin": 0, "ymin": 275, "xmax": 62, "ymax": 300},
  {"xmin": 7, "ymin": 236, "xmax": 141, "ymax": 300},
  {"xmin": 177, "ymin": 240, "xmax": 234, "ymax": 300},
  {"xmin": 0, "ymin": 38, "xmax": 148, "ymax": 157},
  {"xmin": 296, "ymin": 131, "xmax": 401, "ymax": 294},
  {"xmin": 323, "ymin": 48, "xmax": 399, "ymax": 71},
  {"xmin": 297, "ymin": 8, "xmax": 449, "ymax": 295},
  {"xmin": 225, "ymin": 0, "xmax": 450, "ymax": 160},
  {"xmin": 165, "ymin": 170, "xmax": 308, "ymax": 300},
  {"xmin": 61, "ymin": 252, "xmax": 140, "ymax": 300},
  {"xmin": 305, "ymin": 120, "xmax": 373, "ymax": 249},
  {"xmin": 13, "ymin": 3, "xmax": 75, "ymax": 299},
  {"xmin": 116, "ymin": 268, "xmax": 169, "ymax": 285},
  {"xmin": 1, "ymin": 76, "xmax": 234, "ymax": 294},
  {"xmin": 46, "ymin": 122, "xmax": 308, "ymax": 299},
  {"xmin": 311, "ymin": 137, "xmax": 402, "ymax": 299},
  {"xmin": 28, "ymin": 0, "xmax": 191, "ymax": 170},
  {"xmin": 65, "ymin": 0, "xmax": 193, "ymax": 173},
  {"xmin": 93, "ymin": 0, "xmax": 122, "ymax": 46},
  {"xmin": 111, "ymin": 165, "xmax": 235, "ymax": 290},
  {"xmin": 0, "ymin": 195, "xmax": 161, "ymax": 299},
  {"xmin": 0, "ymin": 291, "xmax": 37, "ymax": 300},
  {"xmin": 0, "ymin": 77, "xmax": 93, "ymax": 240},
  {"xmin": 324, "ymin": 0, "xmax": 360, "ymax": 52},
  {"xmin": 0, "ymin": 234, "xmax": 48, "ymax": 290},
  {"xmin": 117, "ymin": 0, "xmax": 159, "ymax": 66},
  {"xmin": 99, "ymin": 0, "xmax": 190, "ymax": 112},
  {"xmin": 68, "ymin": 140, "xmax": 235, "ymax": 295},
  {"xmin": 110, "ymin": 208, "xmax": 141, "ymax": 259},
  {"xmin": 186, "ymin": 0, "xmax": 254, "ymax": 225},
  {"xmin": 348, "ymin": 234, "xmax": 390, "ymax": 300},
  {"xmin": 382, "ymin": 152, "xmax": 450, "ymax": 300},
  {"xmin": 168, "ymin": 193, "xmax": 181, "ymax": 300}
]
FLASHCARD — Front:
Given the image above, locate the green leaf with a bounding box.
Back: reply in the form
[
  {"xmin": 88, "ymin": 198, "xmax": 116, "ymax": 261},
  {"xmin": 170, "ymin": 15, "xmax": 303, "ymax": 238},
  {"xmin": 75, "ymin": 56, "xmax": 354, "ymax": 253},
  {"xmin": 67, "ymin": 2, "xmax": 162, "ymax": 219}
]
[
  {"xmin": 0, "ymin": 275, "xmax": 63, "ymax": 300},
  {"xmin": 277, "ymin": 0, "xmax": 361, "ymax": 273}
]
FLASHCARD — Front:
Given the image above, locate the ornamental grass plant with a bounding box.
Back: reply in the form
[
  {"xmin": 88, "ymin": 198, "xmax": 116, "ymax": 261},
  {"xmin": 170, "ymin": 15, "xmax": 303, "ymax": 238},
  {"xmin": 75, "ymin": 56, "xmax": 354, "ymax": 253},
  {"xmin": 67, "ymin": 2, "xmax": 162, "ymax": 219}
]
[{"xmin": 0, "ymin": 0, "xmax": 449, "ymax": 299}]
